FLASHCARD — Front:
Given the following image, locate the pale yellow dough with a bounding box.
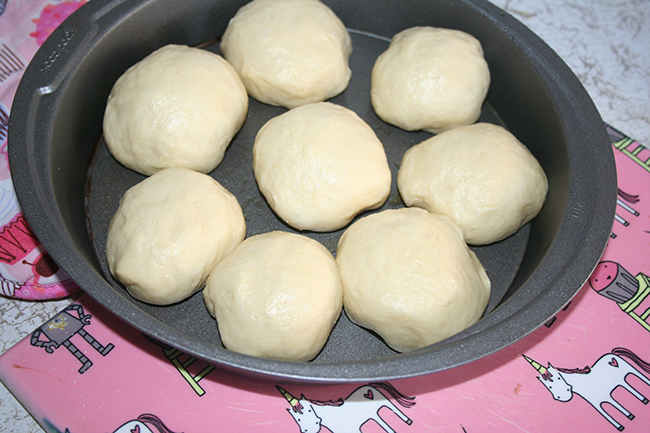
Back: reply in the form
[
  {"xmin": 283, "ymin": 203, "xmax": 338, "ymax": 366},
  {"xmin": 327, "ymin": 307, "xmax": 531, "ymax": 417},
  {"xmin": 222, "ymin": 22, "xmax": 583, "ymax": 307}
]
[
  {"xmin": 371, "ymin": 26, "xmax": 490, "ymax": 133},
  {"xmin": 398, "ymin": 123, "xmax": 548, "ymax": 245},
  {"xmin": 203, "ymin": 231, "xmax": 343, "ymax": 362},
  {"xmin": 253, "ymin": 102, "xmax": 391, "ymax": 232},
  {"xmin": 106, "ymin": 168, "xmax": 246, "ymax": 305},
  {"xmin": 220, "ymin": 0, "xmax": 352, "ymax": 109},
  {"xmin": 103, "ymin": 44, "xmax": 248, "ymax": 176},
  {"xmin": 336, "ymin": 208, "xmax": 491, "ymax": 353}
]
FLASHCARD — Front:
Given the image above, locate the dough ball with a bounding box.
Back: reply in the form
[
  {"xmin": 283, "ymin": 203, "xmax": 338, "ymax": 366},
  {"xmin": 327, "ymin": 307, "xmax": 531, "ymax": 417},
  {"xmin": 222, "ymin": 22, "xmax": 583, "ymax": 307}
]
[
  {"xmin": 203, "ymin": 231, "xmax": 343, "ymax": 362},
  {"xmin": 106, "ymin": 168, "xmax": 246, "ymax": 305},
  {"xmin": 103, "ymin": 44, "xmax": 248, "ymax": 176},
  {"xmin": 398, "ymin": 123, "xmax": 548, "ymax": 245},
  {"xmin": 220, "ymin": 0, "xmax": 352, "ymax": 109},
  {"xmin": 371, "ymin": 26, "xmax": 490, "ymax": 133},
  {"xmin": 253, "ymin": 102, "xmax": 391, "ymax": 232},
  {"xmin": 336, "ymin": 208, "xmax": 491, "ymax": 352}
]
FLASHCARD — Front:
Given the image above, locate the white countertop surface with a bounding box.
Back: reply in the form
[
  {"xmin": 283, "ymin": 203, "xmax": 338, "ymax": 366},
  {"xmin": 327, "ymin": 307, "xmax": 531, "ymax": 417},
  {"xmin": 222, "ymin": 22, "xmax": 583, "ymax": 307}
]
[{"xmin": 1, "ymin": 0, "xmax": 648, "ymax": 431}]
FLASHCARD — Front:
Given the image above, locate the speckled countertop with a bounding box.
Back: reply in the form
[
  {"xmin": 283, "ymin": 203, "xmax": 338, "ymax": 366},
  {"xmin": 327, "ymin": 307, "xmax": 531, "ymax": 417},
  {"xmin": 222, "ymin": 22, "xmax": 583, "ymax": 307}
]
[
  {"xmin": 494, "ymin": 0, "xmax": 649, "ymax": 145},
  {"xmin": 1, "ymin": 0, "xmax": 648, "ymax": 431}
]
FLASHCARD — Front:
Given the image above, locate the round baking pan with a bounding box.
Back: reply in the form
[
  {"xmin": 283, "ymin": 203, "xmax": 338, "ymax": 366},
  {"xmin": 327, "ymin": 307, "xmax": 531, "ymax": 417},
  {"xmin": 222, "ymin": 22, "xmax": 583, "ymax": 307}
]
[{"xmin": 8, "ymin": 0, "xmax": 617, "ymax": 382}]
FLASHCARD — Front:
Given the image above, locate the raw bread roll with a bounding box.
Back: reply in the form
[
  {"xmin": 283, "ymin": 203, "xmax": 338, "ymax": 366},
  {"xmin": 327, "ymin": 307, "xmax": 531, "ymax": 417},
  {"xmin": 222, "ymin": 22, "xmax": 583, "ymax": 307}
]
[
  {"xmin": 253, "ymin": 102, "xmax": 391, "ymax": 232},
  {"xmin": 336, "ymin": 208, "xmax": 491, "ymax": 352},
  {"xmin": 398, "ymin": 123, "xmax": 548, "ymax": 245},
  {"xmin": 371, "ymin": 26, "xmax": 490, "ymax": 133},
  {"xmin": 203, "ymin": 231, "xmax": 343, "ymax": 362},
  {"xmin": 106, "ymin": 168, "xmax": 246, "ymax": 305},
  {"xmin": 103, "ymin": 44, "xmax": 248, "ymax": 176},
  {"xmin": 220, "ymin": 0, "xmax": 352, "ymax": 109}
]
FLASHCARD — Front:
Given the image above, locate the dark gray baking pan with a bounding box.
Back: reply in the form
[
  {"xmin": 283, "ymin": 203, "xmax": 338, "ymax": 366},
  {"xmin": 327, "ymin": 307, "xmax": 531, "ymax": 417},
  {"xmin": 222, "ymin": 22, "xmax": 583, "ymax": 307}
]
[{"xmin": 8, "ymin": 0, "xmax": 617, "ymax": 383}]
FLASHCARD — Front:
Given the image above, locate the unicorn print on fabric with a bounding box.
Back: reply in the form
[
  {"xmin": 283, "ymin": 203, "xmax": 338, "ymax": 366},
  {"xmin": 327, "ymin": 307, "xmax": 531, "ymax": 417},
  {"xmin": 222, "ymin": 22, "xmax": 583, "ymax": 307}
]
[
  {"xmin": 42, "ymin": 413, "xmax": 179, "ymax": 433},
  {"xmin": 523, "ymin": 348, "xmax": 650, "ymax": 431},
  {"xmin": 111, "ymin": 413, "xmax": 180, "ymax": 433},
  {"xmin": 607, "ymin": 125, "xmax": 648, "ymax": 240},
  {"xmin": 277, "ymin": 381, "xmax": 415, "ymax": 433},
  {"xmin": 613, "ymin": 188, "xmax": 640, "ymax": 233}
]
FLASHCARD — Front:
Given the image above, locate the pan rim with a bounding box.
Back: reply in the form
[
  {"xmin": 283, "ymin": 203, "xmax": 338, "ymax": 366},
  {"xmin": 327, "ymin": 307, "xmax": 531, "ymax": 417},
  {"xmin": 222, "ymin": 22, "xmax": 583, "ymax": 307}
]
[{"xmin": 8, "ymin": 0, "xmax": 617, "ymax": 383}]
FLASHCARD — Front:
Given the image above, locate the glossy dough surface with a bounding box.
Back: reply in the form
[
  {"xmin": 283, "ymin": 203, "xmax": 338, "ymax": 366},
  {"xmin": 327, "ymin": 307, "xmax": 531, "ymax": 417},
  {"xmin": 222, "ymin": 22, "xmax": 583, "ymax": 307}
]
[
  {"xmin": 253, "ymin": 102, "xmax": 391, "ymax": 231},
  {"xmin": 336, "ymin": 208, "xmax": 491, "ymax": 352},
  {"xmin": 398, "ymin": 123, "xmax": 548, "ymax": 245},
  {"xmin": 103, "ymin": 44, "xmax": 248, "ymax": 175},
  {"xmin": 220, "ymin": 0, "xmax": 352, "ymax": 108},
  {"xmin": 106, "ymin": 168, "xmax": 246, "ymax": 305},
  {"xmin": 371, "ymin": 27, "xmax": 490, "ymax": 133},
  {"xmin": 203, "ymin": 231, "xmax": 343, "ymax": 362}
]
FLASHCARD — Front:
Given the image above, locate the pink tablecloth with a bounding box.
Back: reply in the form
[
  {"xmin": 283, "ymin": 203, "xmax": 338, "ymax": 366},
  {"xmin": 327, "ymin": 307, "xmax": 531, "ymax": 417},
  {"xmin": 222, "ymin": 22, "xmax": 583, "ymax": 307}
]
[{"xmin": 0, "ymin": 140, "xmax": 649, "ymax": 432}]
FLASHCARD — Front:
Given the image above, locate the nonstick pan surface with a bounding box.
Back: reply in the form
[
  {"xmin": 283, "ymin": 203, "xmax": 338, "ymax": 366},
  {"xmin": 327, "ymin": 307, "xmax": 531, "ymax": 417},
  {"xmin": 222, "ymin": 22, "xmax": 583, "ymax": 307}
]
[{"xmin": 8, "ymin": 0, "xmax": 616, "ymax": 382}]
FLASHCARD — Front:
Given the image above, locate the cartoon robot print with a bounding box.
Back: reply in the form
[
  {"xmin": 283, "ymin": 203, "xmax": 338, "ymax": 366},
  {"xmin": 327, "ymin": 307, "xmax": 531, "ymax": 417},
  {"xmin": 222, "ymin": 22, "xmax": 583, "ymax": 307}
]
[
  {"xmin": 277, "ymin": 381, "xmax": 415, "ymax": 433},
  {"xmin": 30, "ymin": 304, "xmax": 114, "ymax": 374},
  {"xmin": 523, "ymin": 347, "xmax": 650, "ymax": 431}
]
